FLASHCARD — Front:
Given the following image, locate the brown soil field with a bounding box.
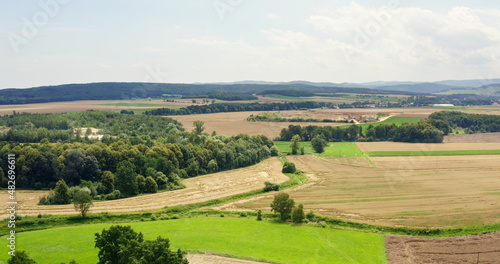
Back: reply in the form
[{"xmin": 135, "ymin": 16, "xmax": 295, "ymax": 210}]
[
  {"xmin": 356, "ymin": 142, "xmax": 500, "ymax": 152},
  {"xmin": 444, "ymin": 132, "xmax": 500, "ymax": 143},
  {"xmin": 0, "ymin": 158, "xmax": 288, "ymax": 218},
  {"xmin": 187, "ymin": 254, "xmax": 269, "ymax": 264},
  {"xmin": 386, "ymin": 232, "xmax": 500, "ymax": 264},
  {"xmin": 216, "ymin": 155, "xmax": 500, "ymax": 228}
]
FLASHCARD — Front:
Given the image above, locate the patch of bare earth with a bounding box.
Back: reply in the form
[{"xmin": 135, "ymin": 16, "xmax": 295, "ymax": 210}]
[
  {"xmin": 187, "ymin": 254, "xmax": 269, "ymax": 264},
  {"xmin": 356, "ymin": 142, "xmax": 500, "ymax": 152},
  {"xmin": 0, "ymin": 158, "xmax": 288, "ymax": 218},
  {"xmin": 386, "ymin": 232, "xmax": 500, "ymax": 264},
  {"xmin": 444, "ymin": 132, "xmax": 500, "ymax": 143}
]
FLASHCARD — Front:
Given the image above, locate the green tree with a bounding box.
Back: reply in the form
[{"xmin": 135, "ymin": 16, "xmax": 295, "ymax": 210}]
[
  {"xmin": 95, "ymin": 225, "xmax": 144, "ymax": 264},
  {"xmin": 95, "ymin": 225, "xmax": 188, "ymax": 264},
  {"xmin": 8, "ymin": 251, "xmax": 37, "ymax": 264},
  {"xmin": 144, "ymin": 176, "xmax": 158, "ymax": 193},
  {"xmin": 271, "ymin": 193, "xmax": 295, "ymax": 222},
  {"xmin": 282, "ymin": 161, "xmax": 296, "ymax": 173},
  {"xmin": 53, "ymin": 180, "xmax": 71, "ymax": 204},
  {"xmin": 101, "ymin": 171, "xmax": 115, "ymax": 194},
  {"xmin": 192, "ymin": 120, "xmax": 205, "ymax": 135},
  {"xmin": 115, "ymin": 161, "xmax": 138, "ymax": 197},
  {"xmin": 290, "ymin": 135, "xmax": 301, "ymax": 155},
  {"xmin": 291, "ymin": 204, "xmax": 305, "ymax": 223},
  {"xmin": 73, "ymin": 189, "xmax": 93, "ymax": 217},
  {"xmin": 311, "ymin": 135, "xmax": 328, "ymax": 153},
  {"xmin": 257, "ymin": 209, "xmax": 262, "ymax": 221}
]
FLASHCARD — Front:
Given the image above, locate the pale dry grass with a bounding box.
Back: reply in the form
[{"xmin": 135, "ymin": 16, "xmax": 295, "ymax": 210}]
[{"xmin": 356, "ymin": 142, "xmax": 500, "ymax": 152}]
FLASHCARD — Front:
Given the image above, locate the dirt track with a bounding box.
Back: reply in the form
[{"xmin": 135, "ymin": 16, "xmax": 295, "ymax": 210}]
[
  {"xmin": 0, "ymin": 158, "xmax": 288, "ymax": 218},
  {"xmin": 187, "ymin": 254, "xmax": 269, "ymax": 264},
  {"xmin": 386, "ymin": 232, "xmax": 500, "ymax": 264}
]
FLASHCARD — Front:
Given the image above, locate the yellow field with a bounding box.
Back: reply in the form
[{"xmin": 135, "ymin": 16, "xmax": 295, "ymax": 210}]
[
  {"xmin": 356, "ymin": 142, "xmax": 500, "ymax": 152},
  {"xmin": 216, "ymin": 155, "xmax": 500, "ymax": 228}
]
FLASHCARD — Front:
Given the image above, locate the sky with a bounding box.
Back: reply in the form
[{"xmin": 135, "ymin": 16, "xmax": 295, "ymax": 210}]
[{"xmin": 1, "ymin": 0, "xmax": 500, "ymax": 88}]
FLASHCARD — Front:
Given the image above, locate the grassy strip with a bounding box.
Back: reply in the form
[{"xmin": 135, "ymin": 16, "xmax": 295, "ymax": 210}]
[
  {"xmin": 0, "ymin": 217, "xmax": 387, "ymax": 264},
  {"xmin": 366, "ymin": 149, "xmax": 500, "ymax": 157},
  {"xmin": 1, "ymin": 169, "xmax": 306, "ymax": 235},
  {"xmin": 338, "ymin": 116, "xmax": 422, "ymax": 133},
  {"xmin": 275, "ymin": 141, "xmax": 364, "ymax": 157}
]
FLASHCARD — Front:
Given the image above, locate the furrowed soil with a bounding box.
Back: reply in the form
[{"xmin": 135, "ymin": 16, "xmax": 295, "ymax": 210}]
[
  {"xmin": 386, "ymin": 232, "xmax": 500, "ymax": 264},
  {"xmin": 216, "ymin": 155, "xmax": 500, "ymax": 228},
  {"xmin": 444, "ymin": 132, "xmax": 500, "ymax": 143},
  {"xmin": 0, "ymin": 158, "xmax": 288, "ymax": 218}
]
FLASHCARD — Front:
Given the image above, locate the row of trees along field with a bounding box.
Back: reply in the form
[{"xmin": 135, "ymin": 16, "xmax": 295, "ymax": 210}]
[
  {"xmin": 0, "ymin": 111, "xmax": 277, "ymax": 203},
  {"xmin": 278, "ymin": 119, "xmax": 449, "ymax": 143},
  {"xmin": 429, "ymin": 111, "xmax": 500, "ymax": 133}
]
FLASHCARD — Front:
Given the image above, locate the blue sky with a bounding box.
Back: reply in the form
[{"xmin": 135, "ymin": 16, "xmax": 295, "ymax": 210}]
[{"xmin": 1, "ymin": 0, "xmax": 500, "ymax": 88}]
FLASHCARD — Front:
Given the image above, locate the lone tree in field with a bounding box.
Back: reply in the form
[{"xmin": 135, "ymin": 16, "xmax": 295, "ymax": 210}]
[
  {"xmin": 8, "ymin": 251, "xmax": 37, "ymax": 264},
  {"xmin": 271, "ymin": 193, "xmax": 295, "ymax": 222},
  {"xmin": 73, "ymin": 189, "xmax": 93, "ymax": 217},
  {"xmin": 53, "ymin": 179, "xmax": 71, "ymax": 204},
  {"xmin": 95, "ymin": 225, "xmax": 188, "ymax": 264},
  {"xmin": 193, "ymin": 120, "xmax": 205, "ymax": 135},
  {"xmin": 290, "ymin": 135, "xmax": 301, "ymax": 155},
  {"xmin": 311, "ymin": 135, "xmax": 328, "ymax": 153}
]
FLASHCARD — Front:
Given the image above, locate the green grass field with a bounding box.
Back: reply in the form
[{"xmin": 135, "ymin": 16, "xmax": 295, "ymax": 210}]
[
  {"xmin": 339, "ymin": 116, "xmax": 422, "ymax": 133},
  {"xmin": 275, "ymin": 142, "xmax": 363, "ymax": 157},
  {"xmin": 1, "ymin": 218, "xmax": 387, "ymax": 264},
  {"xmin": 366, "ymin": 149, "xmax": 500, "ymax": 157}
]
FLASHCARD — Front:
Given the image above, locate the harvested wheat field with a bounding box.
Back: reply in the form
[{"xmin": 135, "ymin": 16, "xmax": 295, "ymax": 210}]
[
  {"xmin": 386, "ymin": 232, "xmax": 500, "ymax": 264},
  {"xmin": 218, "ymin": 155, "xmax": 500, "ymax": 228},
  {"xmin": 444, "ymin": 132, "xmax": 500, "ymax": 143},
  {"xmin": 187, "ymin": 254, "xmax": 269, "ymax": 264},
  {"xmin": 356, "ymin": 142, "xmax": 500, "ymax": 152},
  {"xmin": 0, "ymin": 158, "xmax": 288, "ymax": 218}
]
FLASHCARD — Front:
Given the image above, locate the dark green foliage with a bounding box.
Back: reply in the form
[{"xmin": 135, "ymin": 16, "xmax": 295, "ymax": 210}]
[
  {"xmin": 144, "ymin": 176, "xmax": 158, "ymax": 193},
  {"xmin": 101, "ymin": 171, "xmax": 115, "ymax": 194},
  {"xmin": 271, "ymin": 193, "xmax": 295, "ymax": 222},
  {"xmin": 257, "ymin": 210, "xmax": 263, "ymax": 221},
  {"xmin": 261, "ymin": 89, "xmax": 316, "ymax": 97},
  {"xmin": 264, "ymin": 181, "xmax": 280, "ymax": 192},
  {"xmin": 8, "ymin": 251, "xmax": 37, "ymax": 264},
  {"xmin": 290, "ymin": 135, "xmax": 301, "ymax": 155},
  {"xmin": 292, "ymin": 204, "xmax": 305, "ymax": 223},
  {"xmin": 146, "ymin": 102, "xmax": 335, "ymax": 116},
  {"xmin": 306, "ymin": 210, "xmax": 315, "ymax": 221},
  {"xmin": 115, "ymin": 161, "xmax": 138, "ymax": 197},
  {"xmin": 279, "ymin": 118, "xmax": 446, "ymax": 143},
  {"xmin": 73, "ymin": 189, "xmax": 93, "ymax": 217},
  {"xmin": 192, "ymin": 121, "xmax": 205, "ymax": 135},
  {"xmin": 429, "ymin": 111, "xmax": 500, "ymax": 134},
  {"xmin": 282, "ymin": 161, "xmax": 296, "ymax": 173},
  {"xmin": 53, "ymin": 180, "xmax": 71, "ymax": 205},
  {"xmin": 311, "ymin": 135, "xmax": 328, "ymax": 153},
  {"xmin": 95, "ymin": 225, "xmax": 144, "ymax": 264}
]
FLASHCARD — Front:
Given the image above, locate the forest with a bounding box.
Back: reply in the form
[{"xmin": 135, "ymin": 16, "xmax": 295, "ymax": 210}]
[
  {"xmin": 0, "ymin": 111, "xmax": 277, "ymax": 202},
  {"xmin": 278, "ymin": 119, "xmax": 448, "ymax": 143},
  {"xmin": 429, "ymin": 111, "xmax": 500, "ymax": 133},
  {"xmin": 144, "ymin": 101, "xmax": 335, "ymax": 116},
  {"xmin": 181, "ymin": 92, "xmax": 258, "ymax": 101},
  {"xmin": 0, "ymin": 82, "xmax": 419, "ymax": 105}
]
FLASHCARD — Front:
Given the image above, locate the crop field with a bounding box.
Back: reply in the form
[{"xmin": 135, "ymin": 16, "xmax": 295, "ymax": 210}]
[
  {"xmin": 275, "ymin": 142, "xmax": 363, "ymax": 157},
  {"xmin": 218, "ymin": 154, "xmax": 500, "ymax": 228},
  {"xmin": 357, "ymin": 142, "xmax": 500, "ymax": 156},
  {"xmin": 0, "ymin": 158, "xmax": 288, "ymax": 219},
  {"xmin": 0, "ymin": 218, "xmax": 387, "ymax": 264}
]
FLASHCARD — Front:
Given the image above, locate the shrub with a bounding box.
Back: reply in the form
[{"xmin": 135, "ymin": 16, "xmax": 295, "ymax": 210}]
[
  {"xmin": 264, "ymin": 181, "xmax": 280, "ymax": 192},
  {"xmin": 282, "ymin": 161, "xmax": 296, "ymax": 173}
]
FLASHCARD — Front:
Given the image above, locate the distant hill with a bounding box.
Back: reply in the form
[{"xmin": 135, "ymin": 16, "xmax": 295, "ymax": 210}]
[
  {"xmin": 0, "ymin": 82, "xmax": 421, "ymax": 105},
  {"xmin": 375, "ymin": 83, "xmax": 465, "ymax": 93}
]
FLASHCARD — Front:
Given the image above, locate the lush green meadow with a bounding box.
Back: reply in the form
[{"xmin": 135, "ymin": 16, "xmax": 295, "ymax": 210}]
[
  {"xmin": 1, "ymin": 218, "xmax": 387, "ymax": 264},
  {"xmin": 338, "ymin": 116, "xmax": 422, "ymax": 133},
  {"xmin": 366, "ymin": 149, "xmax": 500, "ymax": 157},
  {"xmin": 275, "ymin": 141, "xmax": 364, "ymax": 157}
]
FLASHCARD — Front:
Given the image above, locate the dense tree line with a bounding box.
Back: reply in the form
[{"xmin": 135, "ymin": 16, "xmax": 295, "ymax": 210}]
[
  {"xmin": 0, "ymin": 82, "xmax": 419, "ymax": 105},
  {"xmin": 0, "ymin": 111, "xmax": 276, "ymax": 202},
  {"xmin": 182, "ymin": 92, "xmax": 258, "ymax": 101},
  {"xmin": 0, "ymin": 111, "xmax": 185, "ymax": 143},
  {"xmin": 246, "ymin": 112, "xmax": 350, "ymax": 123},
  {"xmin": 429, "ymin": 111, "xmax": 500, "ymax": 133},
  {"xmin": 260, "ymin": 90, "xmax": 316, "ymax": 97},
  {"xmin": 145, "ymin": 102, "xmax": 335, "ymax": 116},
  {"xmin": 278, "ymin": 119, "xmax": 446, "ymax": 143}
]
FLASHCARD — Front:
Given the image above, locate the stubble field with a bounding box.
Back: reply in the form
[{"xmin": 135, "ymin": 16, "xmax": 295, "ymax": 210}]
[
  {"xmin": 216, "ymin": 154, "xmax": 500, "ymax": 228},
  {"xmin": 0, "ymin": 158, "xmax": 288, "ymax": 219}
]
